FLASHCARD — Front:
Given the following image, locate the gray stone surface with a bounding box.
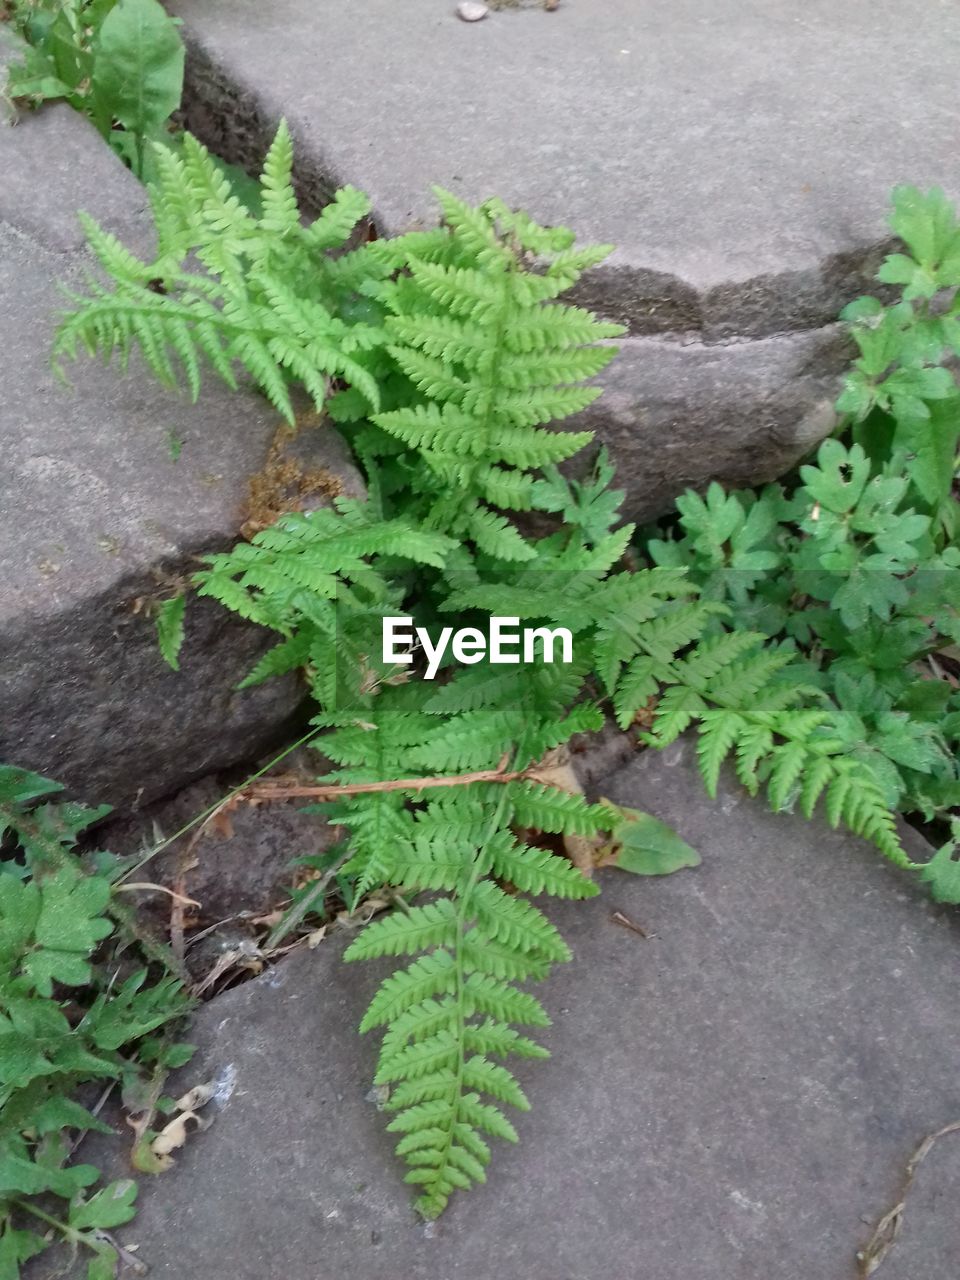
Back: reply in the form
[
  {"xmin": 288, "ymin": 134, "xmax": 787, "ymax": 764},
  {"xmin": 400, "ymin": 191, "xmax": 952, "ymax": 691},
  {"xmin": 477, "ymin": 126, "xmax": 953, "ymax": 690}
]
[
  {"xmin": 0, "ymin": 31, "xmax": 363, "ymax": 805},
  {"xmin": 167, "ymin": 0, "xmax": 960, "ymax": 515},
  {"xmin": 577, "ymin": 328, "xmax": 846, "ymax": 515},
  {"xmin": 72, "ymin": 743, "xmax": 960, "ymax": 1279}
]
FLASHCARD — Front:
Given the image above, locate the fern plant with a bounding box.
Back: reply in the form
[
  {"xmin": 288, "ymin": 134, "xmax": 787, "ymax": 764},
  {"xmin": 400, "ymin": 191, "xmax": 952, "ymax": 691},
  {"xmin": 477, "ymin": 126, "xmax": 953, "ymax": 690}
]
[
  {"xmin": 0, "ymin": 765, "xmax": 192, "ymax": 1278},
  {"xmin": 56, "ymin": 124, "xmax": 922, "ymax": 1214},
  {"xmin": 315, "ymin": 670, "xmax": 610, "ymax": 1216},
  {"xmin": 54, "ymin": 122, "xmax": 387, "ymax": 421}
]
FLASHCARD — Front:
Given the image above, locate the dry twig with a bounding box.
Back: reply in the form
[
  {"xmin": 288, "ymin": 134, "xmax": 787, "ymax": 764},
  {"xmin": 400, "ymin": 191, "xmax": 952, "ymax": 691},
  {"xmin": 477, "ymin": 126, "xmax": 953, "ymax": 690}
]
[
  {"xmin": 857, "ymin": 1120, "xmax": 960, "ymax": 1276},
  {"xmin": 243, "ymin": 753, "xmax": 528, "ymax": 802}
]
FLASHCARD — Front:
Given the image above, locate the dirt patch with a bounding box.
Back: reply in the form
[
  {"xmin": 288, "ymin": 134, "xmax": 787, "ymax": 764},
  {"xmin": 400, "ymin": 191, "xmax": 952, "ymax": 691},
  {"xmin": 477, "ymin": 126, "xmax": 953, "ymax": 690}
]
[{"xmin": 243, "ymin": 414, "xmax": 345, "ymax": 538}]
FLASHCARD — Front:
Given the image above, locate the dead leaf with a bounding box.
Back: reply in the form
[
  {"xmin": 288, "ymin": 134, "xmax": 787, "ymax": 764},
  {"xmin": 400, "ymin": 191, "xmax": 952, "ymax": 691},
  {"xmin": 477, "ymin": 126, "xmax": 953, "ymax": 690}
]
[
  {"xmin": 193, "ymin": 944, "xmax": 264, "ymax": 997},
  {"xmin": 527, "ymin": 751, "xmax": 582, "ymax": 796},
  {"xmin": 174, "ymin": 1082, "xmax": 218, "ymax": 1112},
  {"xmin": 306, "ymin": 924, "xmax": 328, "ymax": 949},
  {"xmin": 150, "ymin": 1109, "xmax": 213, "ymax": 1162},
  {"xmin": 564, "ymin": 833, "xmax": 598, "ymax": 876},
  {"xmin": 609, "ymin": 909, "xmax": 648, "ymax": 938},
  {"xmin": 631, "ymin": 694, "xmax": 658, "ymax": 730},
  {"xmin": 336, "ymin": 894, "xmax": 390, "ymax": 930},
  {"xmin": 250, "ymin": 908, "xmax": 286, "ymax": 928},
  {"xmin": 208, "ymin": 808, "xmax": 235, "ymax": 840}
]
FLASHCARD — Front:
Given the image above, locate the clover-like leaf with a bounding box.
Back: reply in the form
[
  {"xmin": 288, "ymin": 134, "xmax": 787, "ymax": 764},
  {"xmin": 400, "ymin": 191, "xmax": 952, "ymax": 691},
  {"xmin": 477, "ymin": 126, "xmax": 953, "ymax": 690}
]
[
  {"xmin": 70, "ymin": 1179, "xmax": 138, "ymax": 1231},
  {"xmin": 21, "ymin": 869, "xmax": 112, "ymax": 996},
  {"xmin": 800, "ymin": 440, "xmax": 871, "ymax": 515},
  {"xmin": 919, "ymin": 825, "xmax": 960, "ymax": 904}
]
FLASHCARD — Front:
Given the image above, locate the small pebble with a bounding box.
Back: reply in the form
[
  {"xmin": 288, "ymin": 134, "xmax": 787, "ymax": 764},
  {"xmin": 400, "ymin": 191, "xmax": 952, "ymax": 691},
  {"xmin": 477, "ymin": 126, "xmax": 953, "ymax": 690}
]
[{"xmin": 457, "ymin": 1, "xmax": 489, "ymax": 21}]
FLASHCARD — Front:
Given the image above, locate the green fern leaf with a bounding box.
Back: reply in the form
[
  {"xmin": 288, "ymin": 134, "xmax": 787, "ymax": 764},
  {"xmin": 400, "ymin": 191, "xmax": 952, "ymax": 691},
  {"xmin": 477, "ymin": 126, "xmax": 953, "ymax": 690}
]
[
  {"xmin": 506, "ymin": 781, "xmax": 612, "ymax": 836},
  {"xmin": 488, "ymin": 832, "xmax": 598, "ymax": 899},
  {"xmin": 696, "ymin": 709, "xmax": 746, "ymax": 797},
  {"xmin": 259, "ymin": 119, "xmax": 299, "ymax": 235},
  {"xmin": 155, "ymin": 594, "xmax": 186, "ymax": 671},
  {"xmin": 343, "ymin": 900, "xmax": 458, "ymax": 960},
  {"xmin": 360, "ymin": 952, "xmax": 457, "ymax": 1033}
]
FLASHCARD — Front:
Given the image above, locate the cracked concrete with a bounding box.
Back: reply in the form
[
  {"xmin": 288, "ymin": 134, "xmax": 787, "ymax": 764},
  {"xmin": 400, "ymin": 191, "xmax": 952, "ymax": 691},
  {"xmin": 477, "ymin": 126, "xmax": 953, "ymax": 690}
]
[{"xmin": 167, "ymin": 0, "xmax": 960, "ymax": 517}]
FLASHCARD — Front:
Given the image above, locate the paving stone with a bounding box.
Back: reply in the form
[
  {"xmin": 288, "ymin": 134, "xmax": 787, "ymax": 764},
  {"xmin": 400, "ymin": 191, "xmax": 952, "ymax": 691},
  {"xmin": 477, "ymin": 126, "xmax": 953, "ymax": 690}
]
[
  {"xmin": 69, "ymin": 742, "xmax": 960, "ymax": 1279},
  {"xmin": 167, "ymin": 0, "xmax": 960, "ymax": 516},
  {"xmin": 0, "ymin": 30, "xmax": 363, "ymax": 806}
]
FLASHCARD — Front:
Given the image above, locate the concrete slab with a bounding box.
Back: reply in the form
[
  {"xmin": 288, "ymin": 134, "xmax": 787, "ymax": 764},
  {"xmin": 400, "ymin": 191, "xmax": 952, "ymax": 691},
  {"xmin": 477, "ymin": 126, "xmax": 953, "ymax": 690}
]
[
  {"xmin": 0, "ymin": 30, "xmax": 363, "ymax": 805},
  {"xmin": 64, "ymin": 743, "xmax": 960, "ymax": 1279},
  {"xmin": 167, "ymin": 0, "xmax": 960, "ymax": 515}
]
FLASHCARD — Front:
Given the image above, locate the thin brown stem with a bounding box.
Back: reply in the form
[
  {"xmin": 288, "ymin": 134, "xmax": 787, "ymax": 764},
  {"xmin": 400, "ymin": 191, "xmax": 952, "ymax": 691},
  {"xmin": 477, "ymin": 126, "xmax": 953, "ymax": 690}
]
[{"xmin": 243, "ymin": 755, "xmax": 530, "ymax": 802}]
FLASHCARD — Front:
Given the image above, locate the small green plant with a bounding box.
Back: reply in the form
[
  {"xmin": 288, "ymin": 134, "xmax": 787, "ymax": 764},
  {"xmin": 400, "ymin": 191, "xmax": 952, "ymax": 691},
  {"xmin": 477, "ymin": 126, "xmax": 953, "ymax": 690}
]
[
  {"xmin": 0, "ymin": 765, "xmax": 192, "ymax": 1277},
  {"xmin": 51, "ymin": 124, "xmax": 920, "ymax": 1217},
  {"xmin": 4, "ymin": 0, "xmax": 184, "ymax": 180},
  {"xmin": 53, "ymin": 122, "xmax": 388, "ymax": 420},
  {"xmin": 646, "ymin": 186, "xmax": 960, "ymax": 843}
]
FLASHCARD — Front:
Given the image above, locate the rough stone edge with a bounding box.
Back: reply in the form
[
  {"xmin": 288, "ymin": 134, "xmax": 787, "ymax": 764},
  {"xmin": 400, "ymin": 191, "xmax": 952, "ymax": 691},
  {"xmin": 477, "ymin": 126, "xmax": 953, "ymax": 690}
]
[
  {"xmin": 172, "ymin": 31, "xmax": 894, "ymax": 345},
  {"xmin": 0, "ymin": 537, "xmax": 307, "ymax": 806}
]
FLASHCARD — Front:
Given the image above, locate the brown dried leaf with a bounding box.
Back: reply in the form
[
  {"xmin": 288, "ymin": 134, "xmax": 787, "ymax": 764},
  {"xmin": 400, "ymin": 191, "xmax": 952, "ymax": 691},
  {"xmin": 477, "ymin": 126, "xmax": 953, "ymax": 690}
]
[
  {"xmin": 208, "ymin": 808, "xmax": 235, "ymax": 840},
  {"xmin": 174, "ymin": 1082, "xmax": 218, "ymax": 1113},
  {"xmin": 563, "ymin": 833, "xmax": 598, "ymax": 876},
  {"xmin": 306, "ymin": 924, "xmax": 328, "ymax": 949},
  {"xmin": 250, "ymin": 908, "xmax": 286, "ymax": 928},
  {"xmin": 150, "ymin": 1109, "xmax": 212, "ymax": 1161}
]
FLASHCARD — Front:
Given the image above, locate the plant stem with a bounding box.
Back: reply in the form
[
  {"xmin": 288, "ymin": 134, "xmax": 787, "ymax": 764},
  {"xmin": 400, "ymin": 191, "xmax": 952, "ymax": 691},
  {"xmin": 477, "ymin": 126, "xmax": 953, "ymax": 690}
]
[
  {"xmin": 12, "ymin": 1197, "xmax": 81, "ymax": 1246},
  {"xmin": 245, "ymin": 755, "xmax": 525, "ymax": 802},
  {"xmin": 426, "ymin": 767, "xmax": 514, "ymax": 1214}
]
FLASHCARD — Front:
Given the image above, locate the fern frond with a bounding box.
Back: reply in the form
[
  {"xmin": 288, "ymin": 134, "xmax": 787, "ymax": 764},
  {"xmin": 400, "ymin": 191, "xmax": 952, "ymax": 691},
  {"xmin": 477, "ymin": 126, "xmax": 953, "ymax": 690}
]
[
  {"xmin": 648, "ymin": 685, "xmax": 708, "ymax": 745},
  {"xmin": 344, "ymin": 900, "xmax": 459, "ymax": 960},
  {"xmin": 59, "ymin": 128, "xmax": 388, "ymax": 424},
  {"xmin": 470, "ymin": 881, "xmax": 570, "ymax": 962},
  {"xmin": 462, "ymin": 503, "xmax": 536, "ymax": 562},
  {"xmin": 506, "ymin": 781, "xmax": 612, "ymax": 835},
  {"xmin": 488, "ymin": 832, "xmax": 599, "ymax": 899},
  {"xmin": 460, "ymin": 934, "xmax": 551, "ymax": 982},
  {"xmin": 155, "ymin": 594, "xmax": 186, "ymax": 672},
  {"xmin": 305, "ymin": 185, "xmax": 372, "ymax": 250},
  {"xmin": 696, "ymin": 709, "xmax": 746, "ymax": 797},
  {"xmin": 259, "ymin": 119, "xmax": 300, "ymax": 235},
  {"xmin": 339, "ymin": 797, "xmax": 416, "ymax": 895},
  {"xmin": 345, "ymin": 767, "xmax": 597, "ymax": 1218},
  {"xmin": 462, "ymin": 973, "xmax": 550, "ymax": 1027},
  {"xmin": 359, "ymin": 952, "xmax": 457, "ymax": 1033},
  {"xmin": 367, "ymin": 192, "xmax": 622, "ymax": 546},
  {"xmin": 611, "ymin": 655, "xmax": 659, "ymax": 727}
]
